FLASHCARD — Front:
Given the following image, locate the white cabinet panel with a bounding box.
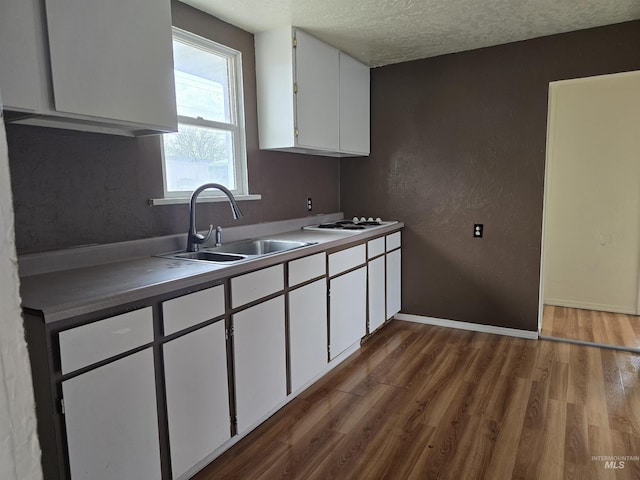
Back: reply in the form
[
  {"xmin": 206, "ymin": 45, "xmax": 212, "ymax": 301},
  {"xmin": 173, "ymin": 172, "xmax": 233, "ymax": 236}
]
[
  {"xmin": 328, "ymin": 244, "xmax": 366, "ymax": 276},
  {"xmin": 288, "ymin": 252, "xmax": 326, "ymax": 287},
  {"xmin": 164, "ymin": 321, "xmax": 230, "ymax": 479},
  {"xmin": 386, "ymin": 249, "xmax": 402, "ymax": 319},
  {"xmin": 43, "ymin": 0, "xmax": 176, "ymax": 130},
  {"xmin": 233, "ymin": 296, "xmax": 287, "ymax": 433},
  {"xmin": 231, "ymin": 264, "xmax": 284, "ymax": 308},
  {"xmin": 62, "ymin": 349, "xmax": 161, "ymax": 480},
  {"xmin": 368, "ymin": 256, "xmax": 386, "ymax": 332},
  {"xmin": 289, "ymin": 280, "xmax": 328, "ymax": 392},
  {"xmin": 367, "ymin": 237, "xmax": 385, "ymax": 259},
  {"xmin": 329, "ymin": 266, "xmax": 367, "ymax": 359},
  {"xmin": 295, "ymin": 30, "xmax": 340, "ymax": 150},
  {"xmin": 339, "ymin": 53, "xmax": 370, "ymax": 154},
  {"xmin": 59, "ymin": 307, "xmax": 153, "ymax": 375},
  {"xmin": 0, "ymin": 0, "xmax": 44, "ymax": 112},
  {"xmin": 386, "ymin": 231, "xmax": 402, "ymax": 252},
  {"xmin": 163, "ymin": 285, "xmax": 225, "ymax": 335}
]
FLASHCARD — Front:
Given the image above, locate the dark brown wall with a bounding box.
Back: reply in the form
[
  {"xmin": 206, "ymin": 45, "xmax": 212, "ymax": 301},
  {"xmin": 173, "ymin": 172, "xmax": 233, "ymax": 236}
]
[
  {"xmin": 341, "ymin": 20, "xmax": 640, "ymax": 331},
  {"xmin": 7, "ymin": 1, "xmax": 339, "ymax": 253}
]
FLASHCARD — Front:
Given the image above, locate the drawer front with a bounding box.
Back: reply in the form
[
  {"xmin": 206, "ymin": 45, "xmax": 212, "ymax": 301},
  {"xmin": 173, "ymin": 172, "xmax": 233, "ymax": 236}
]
[
  {"xmin": 59, "ymin": 307, "xmax": 153, "ymax": 374},
  {"xmin": 231, "ymin": 264, "xmax": 284, "ymax": 308},
  {"xmin": 367, "ymin": 237, "xmax": 385, "ymax": 259},
  {"xmin": 328, "ymin": 244, "xmax": 366, "ymax": 277},
  {"xmin": 386, "ymin": 231, "xmax": 401, "ymax": 252},
  {"xmin": 163, "ymin": 285, "xmax": 225, "ymax": 336},
  {"xmin": 288, "ymin": 252, "xmax": 326, "ymax": 287}
]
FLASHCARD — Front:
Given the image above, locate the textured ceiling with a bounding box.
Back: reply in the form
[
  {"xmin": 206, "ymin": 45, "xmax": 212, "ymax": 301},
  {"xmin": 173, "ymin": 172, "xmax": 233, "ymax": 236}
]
[{"xmin": 180, "ymin": 0, "xmax": 640, "ymax": 67}]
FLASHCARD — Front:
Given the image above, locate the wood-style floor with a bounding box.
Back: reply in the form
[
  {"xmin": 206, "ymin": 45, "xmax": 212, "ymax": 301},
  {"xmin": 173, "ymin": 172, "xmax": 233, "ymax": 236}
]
[
  {"xmin": 542, "ymin": 305, "xmax": 640, "ymax": 350},
  {"xmin": 193, "ymin": 320, "xmax": 640, "ymax": 480}
]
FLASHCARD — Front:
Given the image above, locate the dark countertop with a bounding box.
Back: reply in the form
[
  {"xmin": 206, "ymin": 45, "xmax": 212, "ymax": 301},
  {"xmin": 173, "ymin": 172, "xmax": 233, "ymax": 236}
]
[{"xmin": 20, "ymin": 224, "xmax": 403, "ymax": 324}]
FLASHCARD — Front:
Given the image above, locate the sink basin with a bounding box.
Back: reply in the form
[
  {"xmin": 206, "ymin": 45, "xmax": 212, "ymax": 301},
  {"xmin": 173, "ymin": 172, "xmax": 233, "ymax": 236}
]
[
  {"xmin": 158, "ymin": 239, "xmax": 315, "ymax": 264},
  {"xmin": 168, "ymin": 251, "xmax": 246, "ymax": 262},
  {"xmin": 210, "ymin": 239, "xmax": 312, "ymax": 256}
]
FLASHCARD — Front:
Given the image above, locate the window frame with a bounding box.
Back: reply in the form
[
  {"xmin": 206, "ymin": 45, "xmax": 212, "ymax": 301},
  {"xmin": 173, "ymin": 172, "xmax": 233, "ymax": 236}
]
[{"xmin": 161, "ymin": 27, "xmax": 249, "ymax": 199}]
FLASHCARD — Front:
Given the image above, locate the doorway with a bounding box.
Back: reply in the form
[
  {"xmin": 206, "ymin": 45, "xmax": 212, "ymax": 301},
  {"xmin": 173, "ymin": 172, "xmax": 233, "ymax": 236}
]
[{"xmin": 539, "ymin": 70, "xmax": 640, "ymax": 352}]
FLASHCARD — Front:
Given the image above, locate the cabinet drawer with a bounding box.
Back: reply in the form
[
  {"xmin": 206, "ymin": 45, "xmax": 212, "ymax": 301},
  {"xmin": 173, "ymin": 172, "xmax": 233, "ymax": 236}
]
[
  {"xmin": 386, "ymin": 231, "xmax": 401, "ymax": 252},
  {"xmin": 163, "ymin": 285, "xmax": 225, "ymax": 336},
  {"xmin": 59, "ymin": 307, "xmax": 153, "ymax": 374},
  {"xmin": 288, "ymin": 252, "xmax": 326, "ymax": 287},
  {"xmin": 231, "ymin": 264, "xmax": 284, "ymax": 308},
  {"xmin": 328, "ymin": 244, "xmax": 366, "ymax": 277},
  {"xmin": 367, "ymin": 237, "xmax": 385, "ymax": 259}
]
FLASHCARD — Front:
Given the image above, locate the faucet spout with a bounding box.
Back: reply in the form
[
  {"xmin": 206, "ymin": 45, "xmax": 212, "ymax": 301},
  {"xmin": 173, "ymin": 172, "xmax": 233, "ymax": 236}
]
[{"xmin": 187, "ymin": 183, "xmax": 244, "ymax": 252}]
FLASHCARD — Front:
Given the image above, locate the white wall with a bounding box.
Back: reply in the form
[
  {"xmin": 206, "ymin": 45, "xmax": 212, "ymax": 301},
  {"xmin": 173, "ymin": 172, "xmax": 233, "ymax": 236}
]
[
  {"xmin": 543, "ymin": 70, "xmax": 640, "ymax": 314},
  {"xmin": 0, "ymin": 100, "xmax": 43, "ymax": 478}
]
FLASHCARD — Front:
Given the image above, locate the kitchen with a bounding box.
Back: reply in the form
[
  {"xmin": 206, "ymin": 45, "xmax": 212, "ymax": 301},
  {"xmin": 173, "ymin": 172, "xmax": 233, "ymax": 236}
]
[{"xmin": 1, "ymin": 0, "xmax": 640, "ymax": 479}]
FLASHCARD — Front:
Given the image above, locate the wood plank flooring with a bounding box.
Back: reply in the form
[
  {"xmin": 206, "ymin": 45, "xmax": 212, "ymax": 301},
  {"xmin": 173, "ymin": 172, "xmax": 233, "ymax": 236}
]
[
  {"xmin": 192, "ymin": 320, "xmax": 640, "ymax": 480},
  {"xmin": 541, "ymin": 306, "xmax": 640, "ymax": 350}
]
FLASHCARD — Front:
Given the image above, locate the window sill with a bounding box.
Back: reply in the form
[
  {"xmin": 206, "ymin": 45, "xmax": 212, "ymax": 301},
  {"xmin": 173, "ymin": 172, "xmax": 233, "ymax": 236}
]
[{"xmin": 149, "ymin": 194, "xmax": 262, "ymax": 206}]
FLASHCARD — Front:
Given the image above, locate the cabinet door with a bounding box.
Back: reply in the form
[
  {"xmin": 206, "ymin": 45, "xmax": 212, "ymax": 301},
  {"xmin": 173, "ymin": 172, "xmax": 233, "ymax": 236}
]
[
  {"xmin": 233, "ymin": 296, "xmax": 286, "ymax": 433},
  {"xmin": 294, "ymin": 29, "xmax": 339, "ymax": 150},
  {"xmin": 386, "ymin": 249, "xmax": 402, "ymax": 319},
  {"xmin": 62, "ymin": 349, "xmax": 161, "ymax": 480},
  {"xmin": 289, "ymin": 279, "xmax": 328, "ymax": 392},
  {"xmin": 339, "ymin": 53, "xmax": 370, "ymax": 154},
  {"xmin": 368, "ymin": 256, "xmax": 386, "ymax": 332},
  {"xmin": 164, "ymin": 321, "xmax": 230, "ymax": 479},
  {"xmin": 0, "ymin": 0, "xmax": 44, "ymax": 111},
  {"xmin": 329, "ymin": 266, "xmax": 367, "ymax": 359},
  {"xmin": 43, "ymin": 0, "xmax": 176, "ymax": 130}
]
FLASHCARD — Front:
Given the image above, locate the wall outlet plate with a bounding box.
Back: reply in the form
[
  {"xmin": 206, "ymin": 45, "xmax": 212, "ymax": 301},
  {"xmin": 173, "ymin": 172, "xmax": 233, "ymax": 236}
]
[{"xmin": 474, "ymin": 224, "xmax": 483, "ymax": 238}]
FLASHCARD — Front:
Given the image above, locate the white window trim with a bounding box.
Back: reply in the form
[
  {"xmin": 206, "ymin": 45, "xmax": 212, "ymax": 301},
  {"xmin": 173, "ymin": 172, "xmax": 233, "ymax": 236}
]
[{"xmin": 155, "ymin": 27, "xmax": 252, "ymax": 204}]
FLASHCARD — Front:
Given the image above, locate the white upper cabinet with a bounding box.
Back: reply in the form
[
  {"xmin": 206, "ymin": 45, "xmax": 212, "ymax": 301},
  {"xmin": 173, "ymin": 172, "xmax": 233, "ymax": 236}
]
[
  {"xmin": 0, "ymin": 0, "xmax": 44, "ymax": 113},
  {"xmin": 339, "ymin": 53, "xmax": 370, "ymax": 154},
  {"xmin": 294, "ymin": 30, "xmax": 340, "ymax": 151},
  {"xmin": 255, "ymin": 26, "xmax": 370, "ymax": 157},
  {"xmin": 0, "ymin": 0, "xmax": 177, "ymax": 136}
]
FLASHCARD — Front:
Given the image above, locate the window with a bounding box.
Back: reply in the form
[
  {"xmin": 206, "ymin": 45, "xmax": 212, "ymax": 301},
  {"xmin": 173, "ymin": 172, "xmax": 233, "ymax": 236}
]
[{"xmin": 162, "ymin": 28, "xmax": 247, "ymax": 198}]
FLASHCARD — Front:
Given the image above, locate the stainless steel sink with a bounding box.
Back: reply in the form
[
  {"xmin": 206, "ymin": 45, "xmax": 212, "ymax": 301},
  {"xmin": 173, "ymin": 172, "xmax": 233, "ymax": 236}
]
[
  {"xmin": 209, "ymin": 239, "xmax": 312, "ymax": 256},
  {"xmin": 159, "ymin": 239, "xmax": 315, "ymax": 264},
  {"xmin": 168, "ymin": 251, "xmax": 246, "ymax": 262}
]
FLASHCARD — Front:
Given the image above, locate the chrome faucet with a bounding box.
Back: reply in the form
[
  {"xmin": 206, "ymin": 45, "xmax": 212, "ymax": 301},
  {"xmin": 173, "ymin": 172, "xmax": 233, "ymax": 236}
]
[{"xmin": 187, "ymin": 183, "xmax": 244, "ymax": 252}]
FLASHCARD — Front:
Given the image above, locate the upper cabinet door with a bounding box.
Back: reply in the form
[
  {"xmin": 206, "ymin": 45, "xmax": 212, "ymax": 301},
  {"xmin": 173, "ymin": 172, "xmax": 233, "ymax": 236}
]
[
  {"xmin": 0, "ymin": 0, "xmax": 44, "ymax": 112},
  {"xmin": 294, "ymin": 30, "xmax": 340, "ymax": 151},
  {"xmin": 339, "ymin": 53, "xmax": 370, "ymax": 155},
  {"xmin": 43, "ymin": 0, "xmax": 177, "ymax": 131}
]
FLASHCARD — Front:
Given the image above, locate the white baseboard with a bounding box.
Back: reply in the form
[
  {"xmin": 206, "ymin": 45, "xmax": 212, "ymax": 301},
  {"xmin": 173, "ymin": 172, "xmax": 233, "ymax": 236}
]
[
  {"xmin": 395, "ymin": 313, "xmax": 539, "ymax": 340},
  {"xmin": 544, "ymin": 299, "xmax": 636, "ymax": 315}
]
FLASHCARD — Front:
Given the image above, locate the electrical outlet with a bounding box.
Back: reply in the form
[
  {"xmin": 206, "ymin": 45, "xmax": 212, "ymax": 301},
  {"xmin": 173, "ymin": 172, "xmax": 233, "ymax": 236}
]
[
  {"xmin": 307, "ymin": 197, "xmax": 312, "ymax": 212},
  {"xmin": 474, "ymin": 224, "xmax": 483, "ymax": 238}
]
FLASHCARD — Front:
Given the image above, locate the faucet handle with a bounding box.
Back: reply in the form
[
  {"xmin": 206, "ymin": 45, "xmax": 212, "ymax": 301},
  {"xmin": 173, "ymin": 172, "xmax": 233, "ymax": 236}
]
[{"xmin": 194, "ymin": 224, "xmax": 214, "ymax": 244}]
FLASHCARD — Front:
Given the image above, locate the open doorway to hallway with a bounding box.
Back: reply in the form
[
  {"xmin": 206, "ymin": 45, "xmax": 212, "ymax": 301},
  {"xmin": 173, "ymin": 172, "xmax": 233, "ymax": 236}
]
[
  {"xmin": 541, "ymin": 306, "xmax": 640, "ymax": 350},
  {"xmin": 539, "ymin": 70, "xmax": 640, "ymax": 352}
]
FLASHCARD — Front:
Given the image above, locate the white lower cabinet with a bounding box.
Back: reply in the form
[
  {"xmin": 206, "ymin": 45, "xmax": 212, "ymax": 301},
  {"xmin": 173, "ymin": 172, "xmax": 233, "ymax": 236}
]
[
  {"xmin": 288, "ymin": 279, "xmax": 328, "ymax": 392},
  {"xmin": 386, "ymin": 248, "xmax": 402, "ymax": 319},
  {"xmin": 368, "ymin": 255, "xmax": 386, "ymax": 332},
  {"xmin": 61, "ymin": 349, "xmax": 161, "ymax": 480},
  {"xmin": 329, "ymin": 266, "xmax": 367, "ymax": 360},
  {"xmin": 164, "ymin": 321, "xmax": 230, "ymax": 480},
  {"xmin": 233, "ymin": 296, "xmax": 287, "ymax": 433}
]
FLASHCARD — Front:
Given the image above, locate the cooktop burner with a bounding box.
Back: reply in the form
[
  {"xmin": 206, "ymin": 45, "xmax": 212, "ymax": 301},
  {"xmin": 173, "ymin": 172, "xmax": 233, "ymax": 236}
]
[{"xmin": 303, "ymin": 218, "xmax": 397, "ymax": 233}]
